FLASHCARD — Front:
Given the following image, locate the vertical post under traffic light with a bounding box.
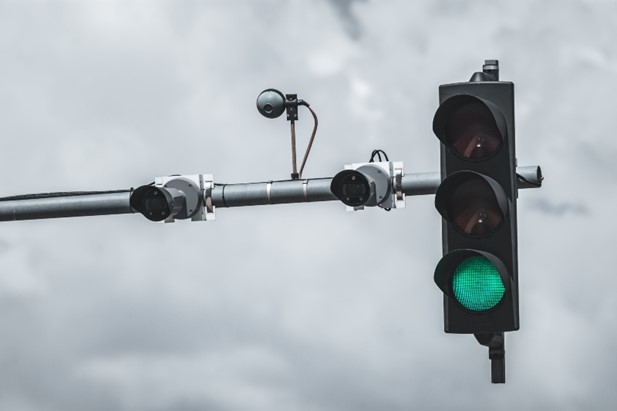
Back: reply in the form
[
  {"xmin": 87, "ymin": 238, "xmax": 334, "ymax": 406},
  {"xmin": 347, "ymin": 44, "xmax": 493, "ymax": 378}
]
[{"xmin": 432, "ymin": 60, "xmax": 518, "ymax": 383}]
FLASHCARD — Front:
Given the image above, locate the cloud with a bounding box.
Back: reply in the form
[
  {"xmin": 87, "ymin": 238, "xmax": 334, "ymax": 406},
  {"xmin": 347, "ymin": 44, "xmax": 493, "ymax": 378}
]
[
  {"xmin": 326, "ymin": 0, "xmax": 367, "ymax": 39},
  {"xmin": 1, "ymin": 0, "xmax": 617, "ymax": 410},
  {"xmin": 528, "ymin": 198, "xmax": 590, "ymax": 216}
]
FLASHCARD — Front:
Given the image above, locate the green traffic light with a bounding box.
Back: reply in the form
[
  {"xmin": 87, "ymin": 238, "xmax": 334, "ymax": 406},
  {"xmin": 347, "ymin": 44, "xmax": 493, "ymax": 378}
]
[{"xmin": 452, "ymin": 256, "xmax": 505, "ymax": 311}]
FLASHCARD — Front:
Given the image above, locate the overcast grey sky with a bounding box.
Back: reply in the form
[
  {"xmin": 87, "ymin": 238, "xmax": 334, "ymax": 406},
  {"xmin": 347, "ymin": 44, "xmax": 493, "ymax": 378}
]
[{"xmin": 0, "ymin": 0, "xmax": 615, "ymax": 410}]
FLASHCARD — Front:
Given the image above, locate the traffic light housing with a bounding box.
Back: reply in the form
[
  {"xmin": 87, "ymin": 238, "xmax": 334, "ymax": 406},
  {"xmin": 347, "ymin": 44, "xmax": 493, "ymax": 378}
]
[{"xmin": 433, "ymin": 60, "xmax": 518, "ymax": 382}]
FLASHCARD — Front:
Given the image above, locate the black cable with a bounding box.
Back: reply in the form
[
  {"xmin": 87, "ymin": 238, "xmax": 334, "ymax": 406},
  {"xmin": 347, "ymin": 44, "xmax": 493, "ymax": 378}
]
[
  {"xmin": 368, "ymin": 149, "xmax": 392, "ymax": 211},
  {"xmin": 220, "ymin": 184, "xmax": 228, "ymax": 208},
  {"xmin": 369, "ymin": 149, "xmax": 389, "ymax": 163},
  {"xmin": 298, "ymin": 102, "xmax": 319, "ymax": 178}
]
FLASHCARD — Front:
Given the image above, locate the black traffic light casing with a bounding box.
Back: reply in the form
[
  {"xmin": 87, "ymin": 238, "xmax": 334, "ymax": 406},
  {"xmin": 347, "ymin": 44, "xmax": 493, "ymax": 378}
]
[{"xmin": 433, "ymin": 77, "xmax": 519, "ymax": 334}]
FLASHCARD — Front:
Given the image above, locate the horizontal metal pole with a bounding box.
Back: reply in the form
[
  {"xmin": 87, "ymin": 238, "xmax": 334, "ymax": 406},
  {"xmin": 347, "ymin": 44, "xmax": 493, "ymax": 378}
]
[
  {"xmin": 400, "ymin": 172, "xmax": 441, "ymax": 196},
  {"xmin": 0, "ymin": 166, "xmax": 542, "ymax": 220},
  {"xmin": 212, "ymin": 178, "xmax": 335, "ymax": 207},
  {"xmin": 212, "ymin": 165, "xmax": 543, "ymax": 208},
  {"xmin": 0, "ymin": 192, "xmax": 132, "ymax": 221}
]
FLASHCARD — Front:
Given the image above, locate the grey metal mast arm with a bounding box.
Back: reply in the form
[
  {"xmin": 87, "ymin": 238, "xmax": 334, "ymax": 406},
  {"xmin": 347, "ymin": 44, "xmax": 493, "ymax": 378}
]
[
  {"xmin": 212, "ymin": 165, "xmax": 541, "ymax": 207},
  {"xmin": 0, "ymin": 166, "xmax": 541, "ymax": 221},
  {"xmin": 0, "ymin": 192, "xmax": 132, "ymax": 222}
]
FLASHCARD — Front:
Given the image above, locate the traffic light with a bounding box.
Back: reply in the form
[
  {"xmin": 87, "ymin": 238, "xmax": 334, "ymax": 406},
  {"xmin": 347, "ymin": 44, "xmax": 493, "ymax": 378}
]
[{"xmin": 432, "ymin": 60, "xmax": 517, "ymax": 383}]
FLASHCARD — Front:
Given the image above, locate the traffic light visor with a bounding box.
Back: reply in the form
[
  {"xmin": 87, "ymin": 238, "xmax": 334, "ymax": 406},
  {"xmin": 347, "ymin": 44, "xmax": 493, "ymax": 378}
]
[
  {"xmin": 433, "ymin": 95, "xmax": 506, "ymax": 161},
  {"xmin": 435, "ymin": 171, "xmax": 508, "ymax": 238}
]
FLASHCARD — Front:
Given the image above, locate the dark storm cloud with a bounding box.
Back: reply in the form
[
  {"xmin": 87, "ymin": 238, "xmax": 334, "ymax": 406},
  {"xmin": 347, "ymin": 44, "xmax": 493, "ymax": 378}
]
[
  {"xmin": 326, "ymin": 0, "xmax": 367, "ymax": 39},
  {"xmin": 529, "ymin": 198, "xmax": 590, "ymax": 216}
]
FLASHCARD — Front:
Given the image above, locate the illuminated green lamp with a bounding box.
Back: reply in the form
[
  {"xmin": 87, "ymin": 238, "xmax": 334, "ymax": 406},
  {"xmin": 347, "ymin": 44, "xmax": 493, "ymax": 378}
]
[{"xmin": 452, "ymin": 256, "xmax": 505, "ymax": 311}]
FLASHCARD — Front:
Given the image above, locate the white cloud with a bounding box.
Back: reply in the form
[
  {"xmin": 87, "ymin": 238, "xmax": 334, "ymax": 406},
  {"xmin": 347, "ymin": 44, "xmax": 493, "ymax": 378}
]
[{"xmin": 0, "ymin": 244, "xmax": 49, "ymax": 297}]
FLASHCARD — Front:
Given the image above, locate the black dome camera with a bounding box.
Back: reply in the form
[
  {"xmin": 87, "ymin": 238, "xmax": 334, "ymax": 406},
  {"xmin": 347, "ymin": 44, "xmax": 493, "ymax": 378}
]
[{"xmin": 256, "ymin": 88, "xmax": 286, "ymax": 119}]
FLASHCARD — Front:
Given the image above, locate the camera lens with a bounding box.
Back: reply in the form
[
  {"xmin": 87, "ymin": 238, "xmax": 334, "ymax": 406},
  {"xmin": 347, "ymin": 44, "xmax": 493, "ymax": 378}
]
[{"xmin": 342, "ymin": 181, "xmax": 366, "ymax": 198}]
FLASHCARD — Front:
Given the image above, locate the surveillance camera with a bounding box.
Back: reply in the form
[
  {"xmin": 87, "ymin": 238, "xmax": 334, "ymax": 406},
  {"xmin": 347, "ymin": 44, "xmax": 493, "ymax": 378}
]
[
  {"xmin": 331, "ymin": 164, "xmax": 393, "ymax": 208},
  {"xmin": 331, "ymin": 161, "xmax": 406, "ymax": 210},
  {"xmin": 130, "ymin": 176, "xmax": 207, "ymax": 222},
  {"xmin": 256, "ymin": 88, "xmax": 286, "ymax": 119}
]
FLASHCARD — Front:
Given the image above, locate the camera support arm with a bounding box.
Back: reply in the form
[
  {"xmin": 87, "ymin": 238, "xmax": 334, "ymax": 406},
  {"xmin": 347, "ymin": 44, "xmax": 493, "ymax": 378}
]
[{"xmin": 0, "ymin": 166, "xmax": 541, "ymax": 222}]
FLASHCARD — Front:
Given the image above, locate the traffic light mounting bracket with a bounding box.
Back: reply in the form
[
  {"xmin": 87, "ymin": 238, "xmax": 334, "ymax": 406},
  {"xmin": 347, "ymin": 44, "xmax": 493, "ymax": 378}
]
[{"xmin": 475, "ymin": 332, "xmax": 505, "ymax": 384}]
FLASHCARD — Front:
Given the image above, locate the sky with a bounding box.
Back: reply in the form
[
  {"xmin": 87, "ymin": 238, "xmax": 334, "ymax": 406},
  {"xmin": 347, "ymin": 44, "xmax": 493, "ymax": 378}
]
[{"xmin": 0, "ymin": 0, "xmax": 615, "ymax": 410}]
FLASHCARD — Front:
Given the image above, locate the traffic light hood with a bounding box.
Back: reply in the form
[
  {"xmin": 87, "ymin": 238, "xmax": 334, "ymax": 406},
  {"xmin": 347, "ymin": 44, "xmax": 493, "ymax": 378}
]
[
  {"xmin": 434, "ymin": 171, "xmax": 509, "ymax": 238},
  {"xmin": 433, "ymin": 94, "xmax": 508, "ymax": 160}
]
